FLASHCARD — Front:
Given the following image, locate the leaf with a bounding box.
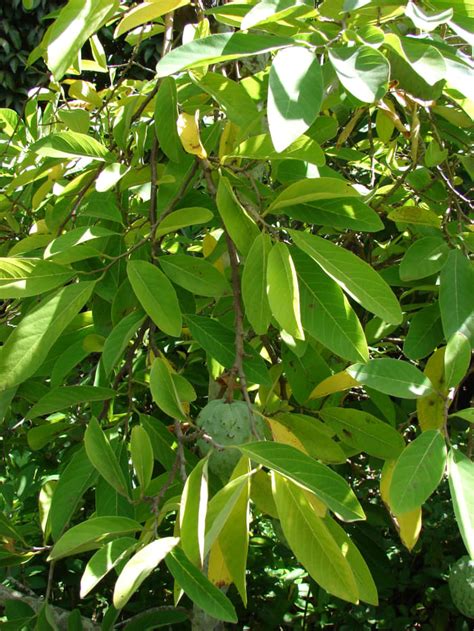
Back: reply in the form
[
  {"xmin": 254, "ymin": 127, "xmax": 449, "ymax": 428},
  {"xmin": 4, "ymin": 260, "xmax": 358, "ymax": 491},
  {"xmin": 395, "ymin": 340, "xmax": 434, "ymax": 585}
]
[
  {"xmin": 216, "ymin": 176, "xmax": 259, "ymax": 257},
  {"xmin": 406, "ymin": 1, "xmax": 453, "ymax": 30},
  {"xmin": 26, "ymin": 386, "xmax": 115, "ymax": 419},
  {"xmin": 284, "ymin": 198, "xmax": 384, "ymax": 233},
  {"xmin": 198, "ymin": 72, "xmax": 260, "ymax": 129},
  {"xmin": 156, "ymin": 32, "xmax": 293, "ymax": 77},
  {"xmin": 268, "ymin": 46, "xmax": 322, "ymax": 152},
  {"xmin": 237, "ymin": 441, "xmax": 365, "ymax": 522},
  {"xmin": 115, "ymin": 0, "xmax": 189, "ymax": 37},
  {"xmin": 0, "ymin": 281, "xmax": 95, "ymax": 391},
  {"xmin": 281, "ymin": 344, "xmax": 332, "ymax": 404},
  {"xmin": 166, "ymin": 547, "xmax": 237, "ymax": 622},
  {"xmin": 179, "ymin": 458, "xmax": 208, "ymax": 567},
  {"xmin": 389, "ymin": 430, "xmax": 447, "ymax": 514},
  {"xmin": 177, "ymin": 112, "xmax": 207, "ymax": 159},
  {"xmin": 44, "ymin": 226, "xmax": 117, "ymax": 264},
  {"xmin": 159, "ymin": 254, "xmax": 229, "ymax": 297},
  {"xmin": 130, "ymin": 425, "xmax": 154, "ymax": 493},
  {"xmin": 80, "ymin": 537, "xmax": 136, "ymax": 598},
  {"xmin": 439, "ymin": 250, "xmax": 474, "ymax": 344},
  {"xmin": 149, "ymin": 358, "xmax": 187, "ymax": 421},
  {"xmin": 39, "ymin": 0, "xmax": 118, "ymax": 80},
  {"xmin": 31, "ymin": 132, "xmax": 113, "ymax": 161},
  {"xmin": 320, "ymin": 408, "xmax": 405, "ymax": 460},
  {"xmin": 417, "ymin": 348, "xmax": 448, "ymax": 432},
  {"xmin": 403, "ymin": 303, "xmax": 444, "ymax": 361},
  {"xmin": 154, "ymin": 77, "xmax": 182, "ymax": 163},
  {"xmin": 242, "ymin": 233, "xmax": 272, "ymax": 335},
  {"xmin": 113, "ymin": 537, "xmax": 180, "ymax": 609},
  {"xmin": 445, "ymin": 332, "xmax": 471, "ymax": 389},
  {"xmin": 27, "ymin": 422, "xmax": 70, "ymax": 451},
  {"xmin": 448, "ymin": 448, "xmax": 474, "ymax": 559},
  {"xmin": 228, "ymin": 133, "xmax": 324, "ymax": 165},
  {"xmin": 267, "ymin": 243, "xmax": 304, "ymax": 340},
  {"xmin": 154, "ymin": 207, "xmax": 213, "ymax": 238},
  {"xmin": 329, "ymin": 45, "xmax": 389, "ymax": 102},
  {"xmin": 347, "ymin": 359, "xmax": 434, "ymax": 399},
  {"xmin": 290, "ymin": 230, "xmax": 402, "ymax": 325},
  {"xmin": 293, "ymin": 249, "xmax": 368, "ymax": 362},
  {"xmin": 48, "ymin": 517, "xmax": 142, "ymax": 561},
  {"xmin": 102, "ymin": 310, "xmax": 146, "ymax": 376},
  {"xmin": 0, "ymin": 258, "xmax": 74, "ymax": 299},
  {"xmin": 49, "ymin": 447, "xmax": 98, "ymax": 541},
  {"xmin": 185, "ymin": 315, "xmax": 271, "ymax": 386},
  {"xmin": 388, "ymin": 206, "xmax": 441, "ymax": 229},
  {"xmin": 272, "ymin": 474, "xmax": 359, "ymax": 603},
  {"xmin": 241, "ymin": 0, "xmax": 314, "ymax": 30},
  {"xmin": 449, "ymin": 408, "xmax": 474, "ymax": 424},
  {"xmin": 310, "ymin": 370, "xmax": 359, "ymax": 398},
  {"xmin": 84, "ymin": 418, "xmax": 129, "ymax": 497},
  {"xmin": 269, "ymin": 177, "xmax": 359, "ymax": 211},
  {"xmin": 127, "ymin": 260, "xmax": 182, "ymax": 337}
]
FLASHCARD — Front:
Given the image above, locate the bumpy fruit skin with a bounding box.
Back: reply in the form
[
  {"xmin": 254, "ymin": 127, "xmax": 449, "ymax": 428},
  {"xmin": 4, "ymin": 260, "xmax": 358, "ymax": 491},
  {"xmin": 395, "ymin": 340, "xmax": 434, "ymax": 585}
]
[
  {"xmin": 449, "ymin": 556, "xmax": 474, "ymax": 618},
  {"xmin": 196, "ymin": 399, "xmax": 263, "ymax": 480}
]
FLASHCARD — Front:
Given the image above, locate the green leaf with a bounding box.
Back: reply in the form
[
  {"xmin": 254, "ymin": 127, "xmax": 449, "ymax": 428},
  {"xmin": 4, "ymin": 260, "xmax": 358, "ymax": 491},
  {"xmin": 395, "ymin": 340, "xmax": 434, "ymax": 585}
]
[
  {"xmin": 319, "ymin": 407, "xmax": 405, "ymax": 460},
  {"xmin": 130, "ymin": 425, "xmax": 154, "ymax": 493},
  {"xmin": 293, "ymin": 249, "xmax": 368, "ymax": 363},
  {"xmin": 0, "ymin": 258, "xmax": 74, "ymax": 299},
  {"xmin": 448, "ymin": 448, "xmax": 474, "ymax": 559},
  {"xmin": 386, "ymin": 35, "xmax": 447, "ymax": 87},
  {"xmin": 198, "ymin": 72, "xmax": 260, "ymax": 129},
  {"xmin": 127, "ymin": 260, "xmax": 182, "ymax": 337},
  {"xmin": 284, "ymin": 198, "xmax": 384, "ymax": 232},
  {"xmin": 406, "ymin": 2, "xmax": 453, "ymax": 30},
  {"xmin": 31, "ymin": 132, "xmax": 113, "ymax": 161},
  {"xmin": 39, "ymin": 0, "xmax": 118, "ymax": 80},
  {"xmin": 156, "ymin": 32, "xmax": 293, "ymax": 77},
  {"xmin": 102, "ymin": 310, "xmax": 146, "ymax": 377},
  {"xmin": 48, "ymin": 516, "xmax": 142, "ymax": 561},
  {"xmin": 185, "ymin": 315, "xmax": 271, "ymax": 386},
  {"xmin": 84, "ymin": 418, "xmax": 130, "ymax": 497},
  {"xmin": 347, "ymin": 359, "xmax": 434, "ymax": 399},
  {"xmin": 228, "ymin": 133, "xmax": 325, "ymax": 165},
  {"xmin": 445, "ymin": 332, "xmax": 471, "ymax": 388},
  {"xmin": 44, "ymin": 226, "xmax": 117, "ymax": 264},
  {"xmin": 159, "ymin": 254, "xmax": 229, "ymax": 298},
  {"xmin": 149, "ymin": 358, "xmax": 187, "ymax": 421},
  {"xmin": 449, "ymin": 408, "xmax": 474, "ymax": 424},
  {"xmin": 154, "ymin": 77, "xmax": 182, "ymax": 163},
  {"xmin": 242, "ymin": 233, "xmax": 272, "ymax": 335},
  {"xmin": 0, "ymin": 281, "xmax": 95, "ymax": 391},
  {"xmin": 439, "ymin": 250, "xmax": 474, "ymax": 344},
  {"xmin": 269, "ymin": 177, "xmax": 359, "ymax": 211},
  {"xmin": 329, "ymin": 45, "xmax": 389, "ymax": 102},
  {"xmin": 179, "ymin": 458, "xmax": 208, "ymax": 567},
  {"xmin": 267, "ymin": 242, "xmax": 304, "ymax": 340},
  {"xmin": 27, "ymin": 422, "xmax": 70, "ymax": 451},
  {"xmin": 115, "ymin": 0, "xmax": 189, "ymax": 37},
  {"xmin": 268, "ymin": 46, "xmax": 322, "ymax": 152},
  {"xmin": 237, "ymin": 441, "xmax": 365, "ymax": 522},
  {"xmin": 26, "ymin": 386, "xmax": 115, "ymax": 419},
  {"xmin": 165, "ymin": 546, "xmax": 238, "ymax": 623},
  {"xmin": 49, "ymin": 447, "xmax": 98, "ymax": 541},
  {"xmin": 216, "ymin": 176, "xmax": 260, "ymax": 257},
  {"xmin": 80, "ymin": 537, "xmax": 136, "ymax": 598},
  {"xmin": 154, "ymin": 207, "xmax": 213, "ymax": 238},
  {"xmin": 403, "ymin": 303, "xmax": 444, "ymax": 361},
  {"xmin": 388, "ymin": 206, "xmax": 441, "ymax": 229},
  {"xmin": 113, "ymin": 537, "xmax": 180, "ymax": 609},
  {"xmin": 290, "ymin": 230, "xmax": 402, "ymax": 325},
  {"xmin": 272, "ymin": 474, "xmax": 359, "ymax": 603},
  {"xmin": 389, "ymin": 430, "xmax": 447, "ymax": 514},
  {"xmin": 241, "ymin": 0, "xmax": 314, "ymax": 29}
]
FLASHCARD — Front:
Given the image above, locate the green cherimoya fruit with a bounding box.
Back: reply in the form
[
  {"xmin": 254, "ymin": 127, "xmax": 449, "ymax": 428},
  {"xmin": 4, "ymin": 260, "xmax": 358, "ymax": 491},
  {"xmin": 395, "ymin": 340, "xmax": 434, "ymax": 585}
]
[
  {"xmin": 196, "ymin": 399, "xmax": 264, "ymax": 480},
  {"xmin": 449, "ymin": 555, "xmax": 474, "ymax": 618}
]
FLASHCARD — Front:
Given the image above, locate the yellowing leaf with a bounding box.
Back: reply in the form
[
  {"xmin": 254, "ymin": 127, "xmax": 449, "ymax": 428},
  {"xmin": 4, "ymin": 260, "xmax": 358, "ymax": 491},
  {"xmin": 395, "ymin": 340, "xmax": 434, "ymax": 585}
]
[
  {"xmin": 115, "ymin": 0, "xmax": 190, "ymax": 38},
  {"xmin": 177, "ymin": 111, "xmax": 207, "ymax": 159},
  {"xmin": 310, "ymin": 371, "xmax": 359, "ymax": 398},
  {"xmin": 208, "ymin": 539, "xmax": 232, "ymax": 588},
  {"xmin": 267, "ymin": 418, "xmax": 308, "ymax": 454},
  {"xmin": 388, "ymin": 206, "xmax": 441, "ymax": 228},
  {"xmin": 417, "ymin": 348, "xmax": 448, "ymax": 431}
]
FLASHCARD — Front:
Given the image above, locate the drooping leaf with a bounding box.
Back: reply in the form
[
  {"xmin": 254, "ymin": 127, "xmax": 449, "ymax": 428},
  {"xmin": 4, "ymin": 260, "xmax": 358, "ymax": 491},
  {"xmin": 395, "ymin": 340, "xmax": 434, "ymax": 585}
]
[
  {"xmin": 154, "ymin": 77, "xmax": 183, "ymax": 163},
  {"xmin": 445, "ymin": 331, "xmax": 471, "ymax": 388},
  {"xmin": 130, "ymin": 425, "xmax": 154, "ymax": 493},
  {"xmin": 267, "ymin": 242, "xmax": 304, "ymax": 340},
  {"xmin": 165, "ymin": 546, "xmax": 238, "ymax": 623},
  {"xmin": 403, "ymin": 303, "xmax": 444, "ymax": 361},
  {"xmin": 329, "ymin": 45, "xmax": 389, "ymax": 102},
  {"xmin": 389, "ymin": 430, "xmax": 447, "ymax": 514},
  {"xmin": 448, "ymin": 448, "xmax": 474, "ymax": 559},
  {"xmin": 216, "ymin": 176, "xmax": 260, "ymax": 257},
  {"xmin": 290, "ymin": 230, "xmax": 402, "ymax": 325},
  {"xmin": 127, "ymin": 260, "xmax": 182, "ymax": 337},
  {"xmin": 149, "ymin": 358, "xmax": 187, "ymax": 421},
  {"xmin": 80, "ymin": 537, "xmax": 136, "ymax": 598},
  {"xmin": 416, "ymin": 348, "xmax": 448, "ymax": 432},
  {"xmin": 198, "ymin": 72, "xmax": 260, "ymax": 129},
  {"xmin": 102, "ymin": 310, "xmax": 146, "ymax": 377},
  {"xmin": 113, "ymin": 538, "xmax": 180, "ymax": 609},
  {"xmin": 242, "ymin": 233, "xmax": 272, "ymax": 335},
  {"xmin": 268, "ymin": 46, "xmax": 322, "ymax": 152},
  {"xmin": 347, "ymin": 359, "xmax": 434, "ymax": 399},
  {"xmin": 115, "ymin": 0, "xmax": 189, "ymax": 37},
  {"xmin": 237, "ymin": 441, "xmax": 365, "ymax": 521},
  {"xmin": 179, "ymin": 458, "xmax": 208, "ymax": 567},
  {"xmin": 439, "ymin": 250, "xmax": 474, "ymax": 343}
]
